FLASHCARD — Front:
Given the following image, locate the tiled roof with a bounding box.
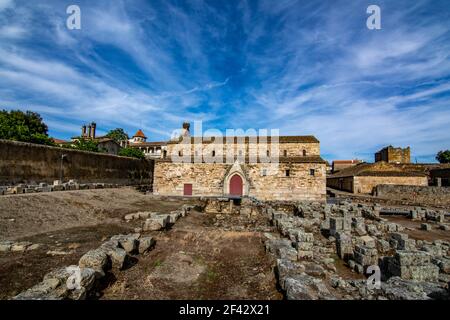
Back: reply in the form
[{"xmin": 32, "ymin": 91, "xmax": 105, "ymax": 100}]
[
  {"xmin": 129, "ymin": 141, "xmax": 167, "ymax": 147},
  {"xmin": 133, "ymin": 129, "xmax": 147, "ymax": 138},
  {"xmin": 328, "ymin": 162, "xmax": 427, "ymax": 178}
]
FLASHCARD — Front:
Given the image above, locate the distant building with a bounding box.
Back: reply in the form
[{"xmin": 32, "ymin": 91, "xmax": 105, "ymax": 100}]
[
  {"xmin": 430, "ymin": 168, "xmax": 450, "ymax": 187},
  {"xmin": 327, "ymin": 162, "xmax": 427, "ymax": 194},
  {"xmin": 126, "ymin": 129, "xmax": 168, "ymax": 159},
  {"xmin": 375, "ymin": 145, "xmax": 410, "ymax": 164},
  {"xmin": 332, "ymin": 159, "xmax": 363, "ymax": 173},
  {"xmin": 69, "ymin": 122, "xmax": 122, "ymax": 155}
]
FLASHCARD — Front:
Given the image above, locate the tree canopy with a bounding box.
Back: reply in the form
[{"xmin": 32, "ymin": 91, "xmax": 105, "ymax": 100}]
[
  {"xmin": 436, "ymin": 150, "xmax": 450, "ymax": 163},
  {"xmin": 106, "ymin": 128, "xmax": 129, "ymax": 143},
  {"xmin": 0, "ymin": 109, "xmax": 54, "ymax": 145},
  {"xmin": 62, "ymin": 138, "xmax": 100, "ymax": 152},
  {"xmin": 118, "ymin": 147, "xmax": 145, "ymax": 159}
]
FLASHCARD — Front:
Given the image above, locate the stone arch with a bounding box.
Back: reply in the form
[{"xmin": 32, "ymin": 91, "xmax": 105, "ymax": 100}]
[{"xmin": 223, "ymin": 161, "xmax": 249, "ymax": 196}]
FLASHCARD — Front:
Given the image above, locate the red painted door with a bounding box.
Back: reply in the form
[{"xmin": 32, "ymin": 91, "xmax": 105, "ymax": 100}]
[
  {"xmin": 184, "ymin": 184, "xmax": 192, "ymax": 196},
  {"xmin": 229, "ymin": 175, "xmax": 243, "ymax": 196}
]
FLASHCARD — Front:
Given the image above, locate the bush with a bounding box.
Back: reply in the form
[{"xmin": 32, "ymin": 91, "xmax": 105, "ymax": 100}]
[{"xmin": 119, "ymin": 147, "xmax": 145, "ymax": 159}]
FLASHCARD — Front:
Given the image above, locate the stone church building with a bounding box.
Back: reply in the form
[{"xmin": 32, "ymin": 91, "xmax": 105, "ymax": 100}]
[{"xmin": 153, "ymin": 123, "xmax": 326, "ymax": 201}]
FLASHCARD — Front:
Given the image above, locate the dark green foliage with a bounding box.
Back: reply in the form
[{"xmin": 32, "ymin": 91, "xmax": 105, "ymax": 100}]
[
  {"xmin": 0, "ymin": 109, "xmax": 54, "ymax": 145},
  {"xmin": 436, "ymin": 150, "xmax": 450, "ymax": 163},
  {"xmin": 119, "ymin": 147, "xmax": 145, "ymax": 159}
]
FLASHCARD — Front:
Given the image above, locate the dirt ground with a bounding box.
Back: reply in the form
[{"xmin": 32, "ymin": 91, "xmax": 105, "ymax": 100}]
[
  {"xmin": 100, "ymin": 212, "xmax": 282, "ymax": 300},
  {"xmin": 0, "ymin": 188, "xmax": 282, "ymax": 300},
  {"xmin": 0, "ymin": 188, "xmax": 197, "ymax": 299},
  {"xmin": 0, "ymin": 187, "xmax": 189, "ymax": 240}
]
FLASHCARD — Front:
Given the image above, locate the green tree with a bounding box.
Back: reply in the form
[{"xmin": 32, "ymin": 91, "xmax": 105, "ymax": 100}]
[
  {"xmin": 119, "ymin": 147, "xmax": 145, "ymax": 159},
  {"xmin": 106, "ymin": 128, "xmax": 129, "ymax": 143},
  {"xmin": 436, "ymin": 150, "xmax": 450, "ymax": 163},
  {"xmin": 62, "ymin": 138, "xmax": 100, "ymax": 152},
  {"xmin": 0, "ymin": 109, "xmax": 54, "ymax": 145}
]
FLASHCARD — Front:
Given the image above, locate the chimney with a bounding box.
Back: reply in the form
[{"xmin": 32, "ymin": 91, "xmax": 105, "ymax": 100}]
[
  {"xmin": 81, "ymin": 125, "xmax": 87, "ymax": 137},
  {"xmin": 182, "ymin": 122, "xmax": 190, "ymax": 136},
  {"xmin": 87, "ymin": 125, "xmax": 92, "ymax": 139},
  {"xmin": 91, "ymin": 122, "xmax": 96, "ymax": 139}
]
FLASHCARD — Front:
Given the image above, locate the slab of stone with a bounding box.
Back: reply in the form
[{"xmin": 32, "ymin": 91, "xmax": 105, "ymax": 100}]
[{"xmin": 138, "ymin": 237, "xmax": 155, "ymax": 254}]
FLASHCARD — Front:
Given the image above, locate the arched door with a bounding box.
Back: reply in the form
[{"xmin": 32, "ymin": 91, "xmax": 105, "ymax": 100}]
[{"xmin": 229, "ymin": 174, "xmax": 243, "ymax": 196}]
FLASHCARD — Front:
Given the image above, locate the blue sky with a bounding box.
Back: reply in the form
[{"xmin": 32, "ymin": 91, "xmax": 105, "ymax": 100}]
[{"xmin": 0, "ymin": 0, "xmax": 449, "ymax": 163}]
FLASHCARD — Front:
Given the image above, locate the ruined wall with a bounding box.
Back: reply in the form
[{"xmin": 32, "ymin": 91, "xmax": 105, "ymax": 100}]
[
  {"xmin": 0, "ymin": 140, "xmax": 153, "ymax": 185},
  {"xmin": 375, "ymin": 146, "xmax": 410, "ymax": 163},
  {"xmin": 354, "ymin": 176, "xmax": 428, "ymax": 194},
  {"xmin": 153, "ymin": 161, "xmax": 326, "ymax": 201},
  {"xmin": 374, "ymin": 184, "xmax": 450, "ymax": 207}
]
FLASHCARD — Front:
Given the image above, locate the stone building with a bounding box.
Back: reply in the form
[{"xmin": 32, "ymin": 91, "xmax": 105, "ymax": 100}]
[
  {"xmin": 327, "ymin": 162, "xmax": 428, "ymax": 194},
  {"xmin": 153, "ymin": 125, "xmax": 327, "ymax": 201},
  {"xmin": 66, "ymin": 122, "xmax": 122, "ymax": 155},
  {"xmin": 375, "ymin": 146, "xmax": 411, "ymax": 164},
  {"xmin": 126, "ymin": 129, "xmax": 168, "ymax": 159}
]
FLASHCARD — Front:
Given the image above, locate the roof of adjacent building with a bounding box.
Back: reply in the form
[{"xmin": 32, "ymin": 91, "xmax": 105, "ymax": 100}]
[
  {"xmin": 129, "ymin": 141, "xmax": 167, "ymax": 147},
  {"xmin": 133, "ymin": 129, "xmax": 147, "ymax": 138},
  {"xmin": 332, "ymin": 160, "xmax": 362, "ymax": 164},
  {"xmin": 51, "ymin": 138, "xmax": 70, "ymax": 144},
  {"xmin": 167, "ymin": 135, "xmax": 320, "ymax": 144},
  {"xmin": 155, "ymin": 155, "xmax": 326, "ymax": 164},
  {"xmin": 328, "ymin": 162, "xmax": 428, "ymax": 178}
]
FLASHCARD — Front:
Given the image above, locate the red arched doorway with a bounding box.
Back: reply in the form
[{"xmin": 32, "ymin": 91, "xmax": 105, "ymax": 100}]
[{"xmin": 229, "ymin": 174, "xmax": 243, "ymax": 196}]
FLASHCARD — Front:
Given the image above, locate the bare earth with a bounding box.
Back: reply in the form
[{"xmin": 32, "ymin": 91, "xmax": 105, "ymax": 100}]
[{"xmin": 0, "ymin": 188, "xmax": 281, "ymax": 300}]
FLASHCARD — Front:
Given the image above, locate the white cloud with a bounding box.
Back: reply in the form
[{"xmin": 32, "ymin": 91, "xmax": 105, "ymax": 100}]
[{"xmin": 0, "ymin": 0, "xmax": 13, "ymax": 11}]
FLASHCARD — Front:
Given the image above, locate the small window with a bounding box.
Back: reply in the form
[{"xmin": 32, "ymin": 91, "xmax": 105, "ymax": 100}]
[
  {"xmin": 212, "ymin": 150, "xmax": 216, "ymax": 157},
  {"xmin": 195, "ymin": 151, "xmax": 198, "ymax": 156},
  {"xmin": 239, "ymin": 150, "xmax": 243, "ymax": 156},
  {"xmin": 163, "ymin": 150, "xmax": 167, "ymax": 158},
  {"xmin": 283, "ymin": 150, "xmax": 287, "ymax": 157},
  {"xmin": 178, "ymin": 151, "xmax": 183, "ymax": 156},
  {"xmin": 261, "ymin": 169, "xmax": 267, "ymax": 176},
  {"xmin": 303, "ymin": 150, "xmax": 307, "ymax": 156},
  {"xmin": 310, "ymin": 169, "xmax": 315, "ymax": 176},
  {"xmin": 285, "ymin": 169, "xmax": 290, "ymax": 177},
  {"xmin": 266, "ymin": 150, "xmax": 270, "ymax": 157}
]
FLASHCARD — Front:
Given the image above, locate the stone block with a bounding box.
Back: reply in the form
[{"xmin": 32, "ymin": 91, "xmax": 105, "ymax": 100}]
[
  {"xmin": 421, "ymin": 223, "xmax": 431, "ymax": 231},
  {"xmin": 138, "ymin": 237, "xmax": 155, "ymax": 254}
]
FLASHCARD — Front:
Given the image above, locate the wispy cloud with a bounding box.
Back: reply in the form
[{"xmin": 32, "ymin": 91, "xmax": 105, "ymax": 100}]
[{"xmin": 0, "ymin": 0, "xmax": 449, "ymax": 162}]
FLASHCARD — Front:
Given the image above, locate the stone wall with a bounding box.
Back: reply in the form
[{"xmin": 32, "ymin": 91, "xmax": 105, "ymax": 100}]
[
  {"xmin": 354, "ymin": 176, "xmax": 428, "ymax": 194},
  {"xmin": 153, "ymin": 161, "xmax": 326, "ymax": 201},
  {"xmin": 166, "ymin": 141, "xmax": 320, "ymax": 158},
  {"xmin": 0, "ymin": 139, "xmax": 153, "ymax": 185},
  {"xmin": 374, "ymin": 184, "xmax": 450, "ymax": 207},
  {"xmin": 327, "ymin": 175, "xmax": 428, "ymax": 194}
]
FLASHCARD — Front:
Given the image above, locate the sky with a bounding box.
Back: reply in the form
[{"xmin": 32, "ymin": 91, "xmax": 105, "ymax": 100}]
[{"xmin": 0, "ymin": 0, "xmax": 449, "ymax": 163}]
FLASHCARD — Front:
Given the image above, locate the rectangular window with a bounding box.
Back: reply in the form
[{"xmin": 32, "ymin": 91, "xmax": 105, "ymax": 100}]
[
  {"xmin": 283, "ymin": 150, "xmax": 287, "ymax": 157},
  {"xmin": 261, "ymin": 169, "xmax": 267, "ymax": 176},
  {"xmin": 285, "ymin": 169, "xmax": 290, "ymax": 177},
  {"xmin": 212, "ymin": 150, "xmax": 216, "ymax": 157},
  {"xmin": 310, "ymin": 169, "xmax": 315, "ymax": 176}
]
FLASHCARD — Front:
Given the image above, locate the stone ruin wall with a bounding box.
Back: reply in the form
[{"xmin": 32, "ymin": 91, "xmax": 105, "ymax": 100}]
[
  {"xmin": 374, "ymin": 184, "xmax": 450, "ymax": 207},
  {"xmin": 354, "ymin": 176, "xmax": 428, "ymax": 194},
  {"xmin": 153, "ymin": 162, "xmax": 326, "ymax": 201}
]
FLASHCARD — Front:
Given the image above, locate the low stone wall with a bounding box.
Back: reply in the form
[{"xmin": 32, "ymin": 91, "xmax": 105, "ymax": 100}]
[
  {"xmin": 374, "ymin": 184, "xmax": 450, "ymax": 207},
  {"xmin": 0, "ymin": 139, "xmax": 154, "ymax": 185}
]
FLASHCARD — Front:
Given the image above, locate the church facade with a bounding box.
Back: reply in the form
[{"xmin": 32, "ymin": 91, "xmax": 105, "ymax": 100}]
[{"xmin": 152, "ymin": 123, "xmax": 326, "ymax": 201}]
